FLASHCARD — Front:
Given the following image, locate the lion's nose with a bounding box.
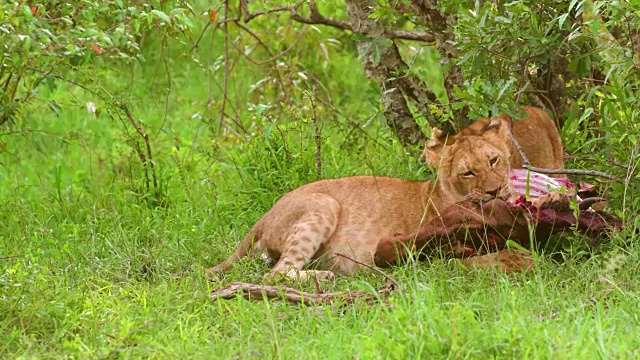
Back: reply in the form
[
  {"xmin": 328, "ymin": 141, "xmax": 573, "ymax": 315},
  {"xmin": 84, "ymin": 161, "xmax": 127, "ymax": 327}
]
[{"xmin": 485, "ymin": 186, "xmax": 501, "ymax": 198}]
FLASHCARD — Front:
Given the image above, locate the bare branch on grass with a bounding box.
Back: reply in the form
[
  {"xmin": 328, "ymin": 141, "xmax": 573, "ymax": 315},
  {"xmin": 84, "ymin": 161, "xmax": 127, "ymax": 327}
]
[{"xmin": 211, "ymin": 281, "xmax": 398, "ymax": 306}]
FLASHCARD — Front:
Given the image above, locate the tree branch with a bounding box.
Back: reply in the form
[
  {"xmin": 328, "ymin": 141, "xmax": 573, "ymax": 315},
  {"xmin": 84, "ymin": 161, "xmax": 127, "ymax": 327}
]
[
  {"xmin": 211, "ymin": 282, "xmax": 398, "ymax": 306},
  {"xmin": 242, "ymin": 4, "xmax": 294, "ymax": 22},
  {"xmin": 196, "ymin": 0, "xmax": 442, "ymax": 147},
  {"xmin": 522, "ymin": 165, "xmax": 616, "ymax": 180},
  {"xmin": 509, "ymin": 130, "xmax": 531, "ymax": 166},
  {"xmin": 242, "ymin": 1, "xmax": 435, "ymax": 42},
  {"xmin": 509, "ymin": 127, "xmax": 614, "ymax": 179},
  {"xmin": 344, "ymin": 0, "xmax": 444, "ymax": 146}
]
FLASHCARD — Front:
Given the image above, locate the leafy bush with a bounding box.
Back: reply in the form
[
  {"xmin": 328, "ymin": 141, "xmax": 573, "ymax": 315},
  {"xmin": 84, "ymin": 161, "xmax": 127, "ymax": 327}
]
[{"xmin": 0, "ymin": 1, "xmax": 194, "ymax": 125}]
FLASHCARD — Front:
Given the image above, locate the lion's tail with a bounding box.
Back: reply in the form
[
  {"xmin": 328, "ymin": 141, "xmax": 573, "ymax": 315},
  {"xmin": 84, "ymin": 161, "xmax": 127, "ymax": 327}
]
[{"xmin": 206, "ymin": 222, "xmax": 262, "ymax": 275}]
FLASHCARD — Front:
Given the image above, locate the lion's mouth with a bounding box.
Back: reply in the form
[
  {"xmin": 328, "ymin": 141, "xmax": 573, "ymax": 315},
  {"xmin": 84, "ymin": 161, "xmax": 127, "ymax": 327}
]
[
  {"xmin": 484, "ymin": 194, "xmax": 511, "ymax": 202},
  {"xmin": 468, "ymin": 187, "xmax": 513, "ymax": 202},
  {"xmin": 497, "ymin": 191, "xmax": 513, "ymax": 201}
]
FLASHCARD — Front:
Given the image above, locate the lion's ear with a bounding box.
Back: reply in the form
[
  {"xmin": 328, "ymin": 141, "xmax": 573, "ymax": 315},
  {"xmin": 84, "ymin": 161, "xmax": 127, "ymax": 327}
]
[
  {"xmin": 423, "ymin": 127, "xmax": 446, "ymax": 165},
  {"xmin": 495, "ymin": 113, "xmax": 513, "ymax": 129},
  {"xmin": 481, "ymin": 117, "xmax": 510, "ymax": 143}
]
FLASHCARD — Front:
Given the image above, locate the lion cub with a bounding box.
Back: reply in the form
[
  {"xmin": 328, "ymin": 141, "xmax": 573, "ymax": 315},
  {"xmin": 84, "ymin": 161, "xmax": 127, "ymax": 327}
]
[
  {"xmin": 207, "ymin": 118, "xmax": 522, "ymax": 281},
  {"xmin": 426, "ymin": 106, "xmax": 564, "ymax": 171}
]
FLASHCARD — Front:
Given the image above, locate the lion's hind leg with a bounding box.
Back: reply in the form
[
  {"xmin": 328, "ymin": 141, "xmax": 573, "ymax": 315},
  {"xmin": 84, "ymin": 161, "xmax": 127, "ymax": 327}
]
[{"xmin": 264, "ymin": 193, "xmax": 340, "ymax": 282}]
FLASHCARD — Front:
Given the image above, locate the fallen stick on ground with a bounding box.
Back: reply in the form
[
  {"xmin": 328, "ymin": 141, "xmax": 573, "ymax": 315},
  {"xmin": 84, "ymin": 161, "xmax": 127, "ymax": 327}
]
[{"xmin": 211, "ymin": 282, "xmax": 398, "ymax": 306}]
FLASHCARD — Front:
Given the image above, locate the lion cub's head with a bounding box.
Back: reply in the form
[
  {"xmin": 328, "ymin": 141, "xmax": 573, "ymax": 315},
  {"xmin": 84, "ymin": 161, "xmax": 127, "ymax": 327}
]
[{"xmin": 424, "ymin": 118, "xmax": 513, "ymax": 203}]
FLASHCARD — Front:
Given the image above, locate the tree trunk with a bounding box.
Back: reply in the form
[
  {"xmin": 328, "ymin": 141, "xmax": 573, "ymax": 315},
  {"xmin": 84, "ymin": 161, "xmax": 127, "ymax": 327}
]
[
  {"xmin": 410, "ymin": 0, "xmax": 469, "ymax": 131},
  {"xmin": 345, "ymin": 0, "xmax": 427, "ymax": 147}
]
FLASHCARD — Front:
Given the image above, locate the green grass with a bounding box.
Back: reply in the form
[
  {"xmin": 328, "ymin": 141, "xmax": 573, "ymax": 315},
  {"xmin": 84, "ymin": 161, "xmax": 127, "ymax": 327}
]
[{"xmin": 1, "ymin": 13, "xmax": 640, "ymax": 359}]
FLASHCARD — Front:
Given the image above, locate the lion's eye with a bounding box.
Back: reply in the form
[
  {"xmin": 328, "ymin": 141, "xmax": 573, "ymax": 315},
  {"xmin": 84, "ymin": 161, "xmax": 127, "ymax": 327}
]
[
  {"xmin": 489, "ymin": 157, "xmax": 499, "ymax": 168},
  {"xmin": 461, "ymin": 170, "xmax": 475, "ymax": 178}
]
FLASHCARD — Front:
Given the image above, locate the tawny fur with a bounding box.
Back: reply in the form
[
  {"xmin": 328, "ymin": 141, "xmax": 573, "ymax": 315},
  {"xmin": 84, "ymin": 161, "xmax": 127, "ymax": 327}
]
[
  {"xmin": 460, "ymin": 249, "xmax": 535, "ymax": 273},
  {"xmin": 426, "ymin": 106, "xmax": 564, "ymax": 173},
  {"xmin": 207, "ymin": 118, "xmax": 527, "ymax": 281}
]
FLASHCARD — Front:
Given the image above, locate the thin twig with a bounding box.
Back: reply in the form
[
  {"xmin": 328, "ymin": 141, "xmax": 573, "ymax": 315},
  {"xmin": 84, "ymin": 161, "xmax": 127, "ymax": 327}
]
[
  {"xmin": 259, "ymin": 26, "xmax": 307, "ymax": 64},
  {"xmin": 155, "ymin": 35, "xmax": 173, "ymax": 138},
  {"xmin": 224, "ymin": 20, "xmax": 288, "ymax": 98},
  {"xmin": 309, "ymin": 85, "xmax": 322, "ymax": 178},
  {"xmin": 314, "ymin": 96, "xmax": 388, "ymax": 149},
  {"xmin": 191, "ymin": 4, "xmax": 223, "ymax": 51},
  {"xmin": 220, "ymin": 0, "xmax": 230, "ymax": 133},
  {"xmin": 0, "ymin": 129, "xmax": 61, "ymax": 137},
  {"xmin": 207, "ymin": 22, "xmax": 221, "ymax": 124},
  {"xmin": 243, "ymin": 5, "xmax": 296, "ymax": 22},
  {"xmin": 522, "ymin": 165, "xmax": 616, "ymax": 179},
  {"xmin": 509, "ymin": 131, "xmax": 531, "ymax": 166},
  {"xmin": 222, "ymin": 18, "xmax": 305, "ymax": 68},
  {"xmin": 121, "ymin": 104, "xmax": 158, "ymax": 191},
  {"xmin": 233, "ymin": 20, "xmax": 276, "ymax": 58},
  {"xmin": 527, "ymin": 89, "xmax": 559, "ymax": 123},
  {"xmin": 313, "ymin": 273, "xmax": 324, "ymax": 294},
  {"xmin": 131, "ymin": 141, "xmax": 150, "ymax": 191},
  {"xmin": 221, "ymin": 32, "xmax": 267, "ymax": 66},
  {"xmin": 191, "ymin": 20, "xmax": 212, "ymax": 51},
  {"xmin": 334, "ymin": 253, "xmax": 401, "ymax": 290}
]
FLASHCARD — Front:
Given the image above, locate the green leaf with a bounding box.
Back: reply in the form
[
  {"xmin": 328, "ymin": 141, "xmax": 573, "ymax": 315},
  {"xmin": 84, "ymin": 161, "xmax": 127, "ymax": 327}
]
[
  {"xmin": 47, "ymin": 101, "xmax": 62, "ymax": 116},
  {"xmin": 578, "ymin": 108, "xmax": 594, "ymax": 124},
  {"xmin": 255, "ymin": 104, "xmax": 271, "ymax": 115},
  {"xmin": 151, "ymin": 9, "xmax": 171, "ymax": 23},
  {"xmin": 372, "ymin": 44, "xmax": 381, "ymax": 64}
]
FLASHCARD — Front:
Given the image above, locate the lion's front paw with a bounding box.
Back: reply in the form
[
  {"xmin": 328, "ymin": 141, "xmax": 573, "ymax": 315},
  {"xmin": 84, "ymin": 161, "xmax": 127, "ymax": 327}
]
[{"xmin": 532, "ymin": 192, "xmax": 572, "ymax": 211}]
